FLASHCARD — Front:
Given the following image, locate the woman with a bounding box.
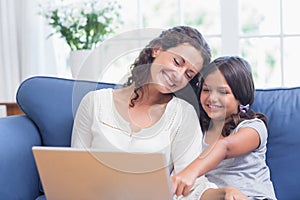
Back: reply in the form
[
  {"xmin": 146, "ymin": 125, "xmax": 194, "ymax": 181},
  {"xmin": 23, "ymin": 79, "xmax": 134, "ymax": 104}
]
[{"xmin": 71, "ymin": 27, "xmax": 248, "ymax": 200}]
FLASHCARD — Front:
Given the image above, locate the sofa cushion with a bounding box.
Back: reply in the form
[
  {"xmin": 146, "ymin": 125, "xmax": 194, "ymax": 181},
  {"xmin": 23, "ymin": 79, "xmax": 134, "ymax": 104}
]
[
  {"xmin": 16, "ymin": 76, "xmax": 116, "ymax": 147},
  {"xmin": 0, "ymin": 115, "xmax": 41, "ymax": 200},
  {"xmin": 253, "ymin": 87, "xmax": 300, "ymax": 200},
  {"xmin": 35, "ymin": 195, "xmax": 46, "ymax": 200}
]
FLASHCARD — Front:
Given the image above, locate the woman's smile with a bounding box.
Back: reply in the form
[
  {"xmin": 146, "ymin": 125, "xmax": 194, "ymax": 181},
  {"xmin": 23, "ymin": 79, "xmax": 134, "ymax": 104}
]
[{"xmin": 161, "ymin": 71, "xmax": 176, "ymax": 88}]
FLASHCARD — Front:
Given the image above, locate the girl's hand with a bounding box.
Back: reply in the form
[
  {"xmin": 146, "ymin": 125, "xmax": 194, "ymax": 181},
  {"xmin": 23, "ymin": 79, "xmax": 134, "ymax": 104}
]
[{"xmin": 171, "ymin": 167, "xmax": 199, "ymax": 197}]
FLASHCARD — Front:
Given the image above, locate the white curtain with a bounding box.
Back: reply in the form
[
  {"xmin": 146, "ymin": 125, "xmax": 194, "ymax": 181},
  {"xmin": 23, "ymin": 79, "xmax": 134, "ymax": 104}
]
[
  {"xmin": 0, "ymin": 0, "xmax": 68, "ymax": 102},
  {"xmin": 0, "ymin": 0, "xmax": 20, "ymax": 102}
]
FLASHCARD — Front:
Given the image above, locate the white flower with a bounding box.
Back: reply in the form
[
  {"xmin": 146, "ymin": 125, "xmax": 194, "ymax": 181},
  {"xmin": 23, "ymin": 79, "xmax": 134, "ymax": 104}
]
[
  {"xmin": 38, "ymin": 0, "xmax": 122, "ymax": 50},
  {"xmin": 61, "ymin": 18, "xmax": 73, "ymax": 28},
  {"xmin": 72, "ymin": 8, "xmax": 82, "ymax": 19},
  {"xmin": 83, "ymin": 4, "xmax": 92, "ymax": 14},
  {"xmin": 97, "ymin": 16, "xmax": 106, "ymax": 24},
  {"xmin": 57, "ymin": 9, "xmax": 66, "ymax": 19},
  {"xmin": 94, "ymin": 1, "xmax": 107, "ymax": 11},
  {"xmin": 78, "ymin": 17, "xmax": 87, "ymax": 26},
  {"xmin": 103, "ymin": 12, "xmax": 112, "ymax": 19}
]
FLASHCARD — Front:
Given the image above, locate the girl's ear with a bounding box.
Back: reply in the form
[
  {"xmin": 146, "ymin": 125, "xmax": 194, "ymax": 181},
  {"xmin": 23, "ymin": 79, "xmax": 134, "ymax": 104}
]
[{"xmin": 152, "ymin": 48, "xmax": 161, "ymax": 58}]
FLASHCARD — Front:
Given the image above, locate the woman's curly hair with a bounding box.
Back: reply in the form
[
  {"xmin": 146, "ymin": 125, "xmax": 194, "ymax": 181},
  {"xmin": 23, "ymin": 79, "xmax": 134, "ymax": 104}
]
[{"xmin": 124, "ymin": 26, "xmax": 211, "ymax": 107}]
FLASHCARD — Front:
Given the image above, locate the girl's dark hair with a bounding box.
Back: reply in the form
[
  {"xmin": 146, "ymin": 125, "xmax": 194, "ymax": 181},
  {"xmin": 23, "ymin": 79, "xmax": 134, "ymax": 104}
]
[
  {"xmin": 124, "ymin": 26, "xmax": 211, "ymax": 107},
  {"xmin": 199, "ymin": 56, "xmax": 268, "ymax": 137}
]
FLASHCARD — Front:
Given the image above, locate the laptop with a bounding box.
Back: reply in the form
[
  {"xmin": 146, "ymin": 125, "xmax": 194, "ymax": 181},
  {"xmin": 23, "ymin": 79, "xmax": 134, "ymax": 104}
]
[{"xmin": 32, "ymin": 146, "xmax": 173, "ymax": 200}]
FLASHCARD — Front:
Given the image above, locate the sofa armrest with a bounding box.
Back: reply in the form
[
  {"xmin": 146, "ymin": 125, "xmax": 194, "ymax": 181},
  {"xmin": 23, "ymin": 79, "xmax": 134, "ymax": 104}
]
[{"xmin": 0, "ymin": 115, "xmax": 42, "ymax": 200}]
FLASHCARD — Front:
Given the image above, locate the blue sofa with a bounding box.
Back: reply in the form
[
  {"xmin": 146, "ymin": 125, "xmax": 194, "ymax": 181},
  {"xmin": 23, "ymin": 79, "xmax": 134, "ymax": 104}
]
[{"xmin": 0, "ymin": 76, "xmax": 299, "ymax": 200}]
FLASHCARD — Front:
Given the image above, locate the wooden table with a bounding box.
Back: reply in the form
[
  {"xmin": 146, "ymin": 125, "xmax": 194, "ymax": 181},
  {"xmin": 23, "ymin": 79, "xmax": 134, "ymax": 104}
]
[{"xmin": 0, "ymin": 102, "xmax": 24, "ymax": 116}]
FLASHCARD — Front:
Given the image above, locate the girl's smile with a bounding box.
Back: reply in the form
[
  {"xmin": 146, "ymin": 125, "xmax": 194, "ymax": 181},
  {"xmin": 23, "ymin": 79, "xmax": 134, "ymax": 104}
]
[{"xmin": 200, "ymin": 69, "xmax": 239, "ymax": 121}]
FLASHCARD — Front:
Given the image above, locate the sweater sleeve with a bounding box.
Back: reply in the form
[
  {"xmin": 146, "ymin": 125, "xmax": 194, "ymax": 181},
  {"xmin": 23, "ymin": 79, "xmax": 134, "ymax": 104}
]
[
  {"xmin": 71, "ymin": 91, "xmax": 94, "ymax": 148},
  {"xmin": 171, "ymin": 100, "xmax": 217, "ymax": 200},
  {"xmin": 171, "ymin": 101, "xmax": 202, "ymax": 174}
]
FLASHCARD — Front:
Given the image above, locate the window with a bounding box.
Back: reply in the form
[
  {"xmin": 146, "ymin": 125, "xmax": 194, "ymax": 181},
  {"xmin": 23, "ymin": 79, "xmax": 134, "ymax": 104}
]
[
  {"xmin": 235, "ymin": 0, "xmax": 300, "ymax": 88},
  {"xmin": 54, "ymin": 0, "xmax": 300, "ymax": 88},
  {"xmin": 105, "ymin": 0, "xmax": 222, "ymax": 84}
]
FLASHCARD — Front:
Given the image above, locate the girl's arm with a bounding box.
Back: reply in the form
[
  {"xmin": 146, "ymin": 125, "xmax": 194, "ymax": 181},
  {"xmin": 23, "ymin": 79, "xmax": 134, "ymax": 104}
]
[
  {"xmin": 172, "ymin": 126, "xmax": 261, "ymax": 196},
  {"xmin": 171, "ymin": 102, "xmax": 220, "ymax": 198}
]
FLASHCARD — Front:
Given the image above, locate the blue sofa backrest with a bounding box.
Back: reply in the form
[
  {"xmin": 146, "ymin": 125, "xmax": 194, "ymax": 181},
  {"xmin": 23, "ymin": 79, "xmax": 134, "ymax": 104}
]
[
  {"xmin": 17, "ymin": 76, "xmax": 116, "ymax": 146},
  {"xmin": 253, "ymin": 88, "xmax": 300, "ymax": 200},
  {"xmin": 16, "ymin": 76, "xmax": 300, "ymax": 199}
]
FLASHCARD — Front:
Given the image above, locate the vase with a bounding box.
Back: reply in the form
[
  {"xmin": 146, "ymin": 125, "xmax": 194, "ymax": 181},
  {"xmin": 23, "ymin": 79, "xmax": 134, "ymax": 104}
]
[{"xmin": 69, "ymin": 49, "xmax": 92, "ymax": 79}]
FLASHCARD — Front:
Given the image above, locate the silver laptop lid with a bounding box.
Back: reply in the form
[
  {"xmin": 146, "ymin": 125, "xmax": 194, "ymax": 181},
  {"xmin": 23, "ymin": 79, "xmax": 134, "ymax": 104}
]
[{"xmin": 32, "ymin": 146, "xmax": 173, "ymax": 200}]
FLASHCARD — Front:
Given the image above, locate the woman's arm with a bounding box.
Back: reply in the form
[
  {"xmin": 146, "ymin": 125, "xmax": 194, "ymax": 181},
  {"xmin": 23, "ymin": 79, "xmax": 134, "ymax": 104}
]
[
  {"xmin": 170, "ymin": 102, "xmax": 203, "ymax": 173},
  {"xmin": 71, "ymin": 92, "xmax": 94, "ymax": 148}
]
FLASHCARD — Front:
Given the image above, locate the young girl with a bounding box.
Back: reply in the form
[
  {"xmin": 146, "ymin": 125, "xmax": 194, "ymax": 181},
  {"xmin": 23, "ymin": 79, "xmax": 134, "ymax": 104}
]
[{"xmin": 172, "ymin": 56, "xmax": 277, "ymax": 200}]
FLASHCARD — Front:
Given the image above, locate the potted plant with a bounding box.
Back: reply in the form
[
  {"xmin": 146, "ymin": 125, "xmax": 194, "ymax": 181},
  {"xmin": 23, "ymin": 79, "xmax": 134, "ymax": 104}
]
[{"xmin": 39, "ymin": 0, "xmax": 122, "ymax": 77}]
